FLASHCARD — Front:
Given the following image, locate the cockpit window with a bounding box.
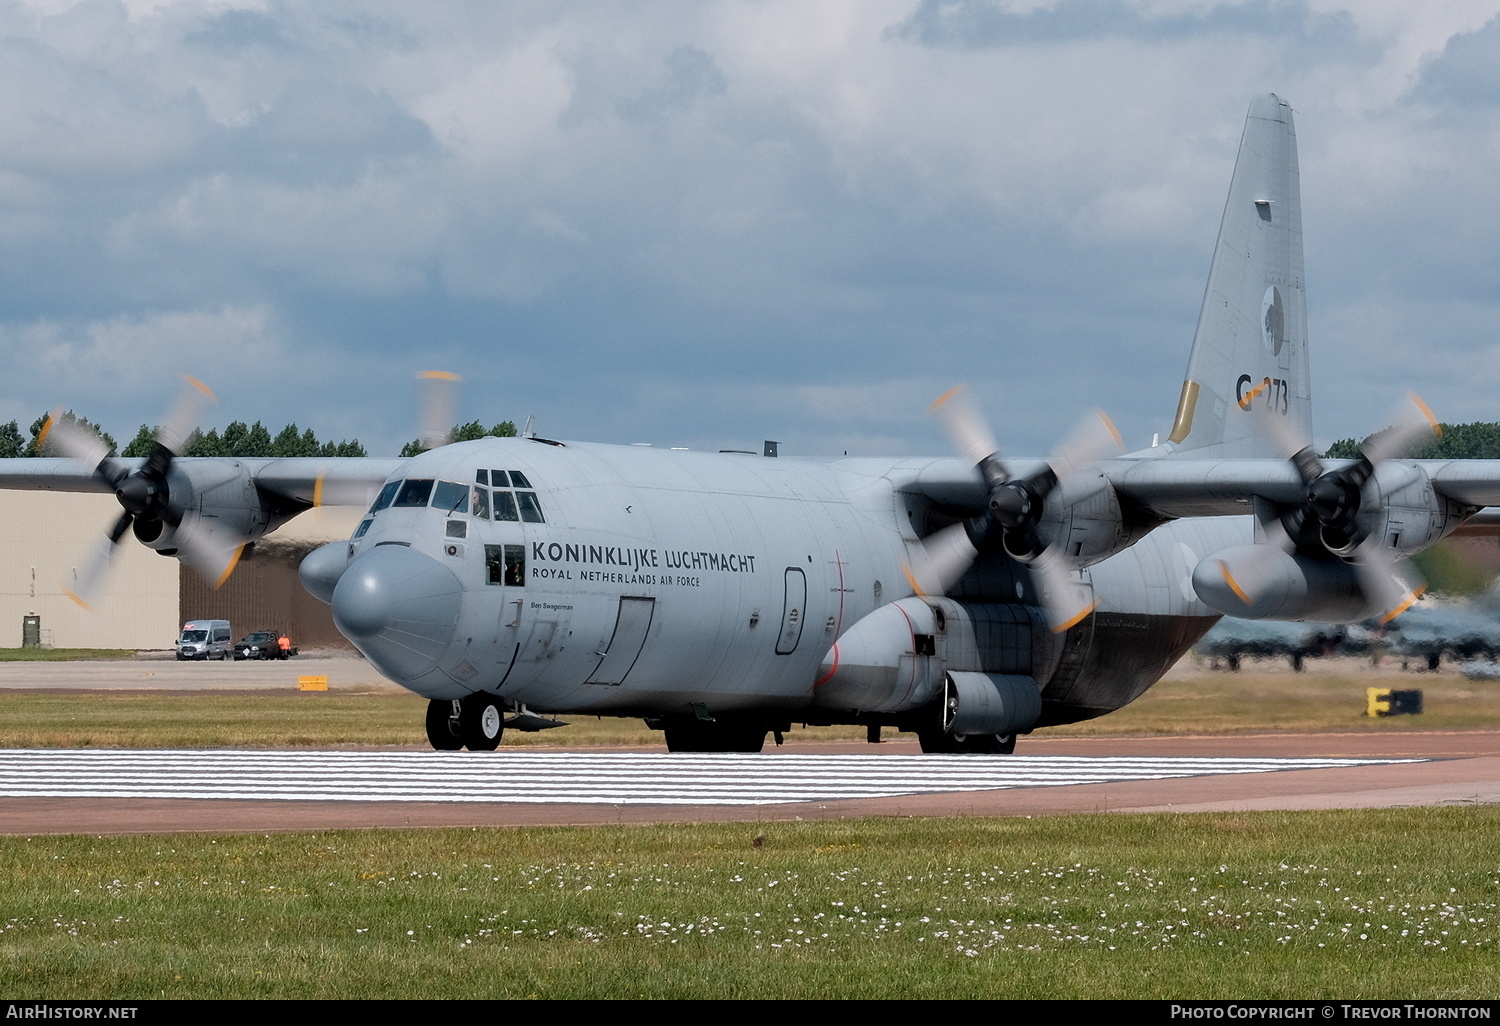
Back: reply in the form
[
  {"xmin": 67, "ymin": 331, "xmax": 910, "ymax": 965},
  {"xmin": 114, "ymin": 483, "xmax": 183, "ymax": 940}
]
[
  {"xmin": 516, "ymin": 491, "xmax": 544, "ymax": 523},
  {"xmin": 394, "ymin": 479, "xmax": 434, "ymax": 507},
  {"xmin": 369, "ymin": 480, "xmax": 399, "ymax": 514},
  {"xmin": 432, "ymin": 480, "xmax": 469, "ymax": 513},
  {"xmin": 472, "ymin": 487, "xmax": 490, "ymax": 520},
  {"xmin": 353, "ymin": 518, "xmax": 372, "ymax": 539},
  {"xmin": 475, "ymin": 469, "xmax": 489, "ymax": 485},
  {"xmin": 490, "ymin": 470, "xmax": 511, "ymax": 488},
  {"xmin": 510, "ymin": 471, "xmax": 533, "ymax": 489},
  {"xmin": 492, "ymin": 490, "xmax": 519, "ymax": 522}
]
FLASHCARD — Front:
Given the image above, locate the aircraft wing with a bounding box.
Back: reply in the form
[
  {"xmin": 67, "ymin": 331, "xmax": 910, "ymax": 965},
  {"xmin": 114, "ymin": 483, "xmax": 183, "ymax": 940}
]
[
  {"xmin": 0, "ymin": 456, "xmax": 402, "ymax": 508},
  {"xmin": 1105, "ymin": 458, "xmax": 1308, "ymax": 518},
  {"xmin": 0, "ymin": 457, "xmax": 137, "ymax": 492},
  {"xmin": 245, "ymin": 458, "xmax": 406, "ymax": 507},
  {"xmin": 1424, "ymin": 461, "xmax": 1500, "ymax": 509},
  {"xmin": 881, "ymin": 455, "xmax": 1309, "ymax": 519}
]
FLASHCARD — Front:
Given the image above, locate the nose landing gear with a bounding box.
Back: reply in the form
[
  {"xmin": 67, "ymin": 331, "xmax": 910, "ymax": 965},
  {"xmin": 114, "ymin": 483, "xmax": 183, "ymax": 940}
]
[{"xmin": 425, "ymin": 694, "xmax": 504, "ymax": 752}]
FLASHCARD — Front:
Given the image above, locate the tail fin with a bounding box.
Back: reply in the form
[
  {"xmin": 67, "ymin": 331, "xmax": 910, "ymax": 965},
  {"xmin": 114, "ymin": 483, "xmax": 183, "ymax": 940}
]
[{"xmin": 1165, "ymin": 93, "xmax": 1312, "ymax": 458}]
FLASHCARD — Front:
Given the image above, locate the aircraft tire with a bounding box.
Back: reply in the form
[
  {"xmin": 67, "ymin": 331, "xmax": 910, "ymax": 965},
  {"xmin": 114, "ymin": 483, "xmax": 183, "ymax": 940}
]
[
  {"xmin": 424, "ymin": 700, "xmax": 464, "ymax": 751},
  {"xmin": 459, "ymin": 694, "xmax": 504, "ymax": 752},
  {"xmin": 663, "ymin": 721, "xmax": 766, "ymax": 753},
  {"xmin": 917, "ymin": 729, "xmax": 1016, "ymax": 755}
]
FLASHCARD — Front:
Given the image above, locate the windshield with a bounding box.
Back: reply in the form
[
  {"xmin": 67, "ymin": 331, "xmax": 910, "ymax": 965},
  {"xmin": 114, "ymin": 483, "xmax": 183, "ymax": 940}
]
[{"xmin": 180, "ymin": 631, "xmax": 207, "ymax": 643}]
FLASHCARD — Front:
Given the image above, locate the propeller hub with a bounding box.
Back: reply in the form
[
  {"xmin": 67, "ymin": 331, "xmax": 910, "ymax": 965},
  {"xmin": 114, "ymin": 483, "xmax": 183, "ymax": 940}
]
[
  {"xmin": 115, "ymin": 475, "xmax": 159, "ymax": 517},
  {"xmin": 989, "ymin": 482, "xmax": 1032, "ymax": 529}
]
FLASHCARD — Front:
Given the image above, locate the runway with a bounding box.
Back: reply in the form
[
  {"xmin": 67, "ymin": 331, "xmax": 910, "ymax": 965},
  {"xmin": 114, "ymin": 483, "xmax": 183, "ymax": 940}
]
[
  {"xmin": 2, "ymin": 731, "xmax": 1497, "ymax": 835},
  {"xmin": 0, "ymin": 748, "xmax": 1414, "ymax": 805}
]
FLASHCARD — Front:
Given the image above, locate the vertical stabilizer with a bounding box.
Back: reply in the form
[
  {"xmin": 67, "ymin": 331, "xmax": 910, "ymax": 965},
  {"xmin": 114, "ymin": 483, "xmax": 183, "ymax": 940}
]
[{"xmin": 1166, "ymin": 94, "xmax": 1311, "ymax": 457}]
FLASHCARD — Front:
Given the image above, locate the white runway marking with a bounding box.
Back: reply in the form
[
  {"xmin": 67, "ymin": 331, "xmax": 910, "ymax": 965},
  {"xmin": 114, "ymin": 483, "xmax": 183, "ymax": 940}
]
[{"xmin": 0, "ymin": 750, "xmax": 1421, "ymax": 806}]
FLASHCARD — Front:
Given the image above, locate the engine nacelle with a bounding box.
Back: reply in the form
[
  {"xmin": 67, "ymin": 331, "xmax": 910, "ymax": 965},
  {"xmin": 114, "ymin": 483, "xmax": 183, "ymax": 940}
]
[
  {"xmin": 1031, "ymin": 474, "xmax": 1149, "ymax": 568},
  {"xmin": 1358, "ymin": 460, "xmax": 1470, "ymax": 557},
  {"xmin": 814, "ymin": 597, "xmax": 1054, "ymax": 721},
  {"xmin": 1192, "ymin": 545, "xmax": 1374, "ymax": 622},
  {"xmin": 133, "ymin": 460, "xmax": 292, "ymax": 573},
  {"xmin": 943, "ymin": 671, "xmax": 1043, "ymax": 737}
]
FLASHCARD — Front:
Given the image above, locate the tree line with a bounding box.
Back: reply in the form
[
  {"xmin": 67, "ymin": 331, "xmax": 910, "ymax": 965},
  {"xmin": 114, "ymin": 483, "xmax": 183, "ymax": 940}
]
[
  {"xmin": 0, "ymin": 413, "xmax": 522, "ymax": 460},
  {"xmin": 0, "ymin": 412, "xmax": 368, "ymax": 459},
  {"xmin": 1324, "ymin": 422, "xmax": 1500, "ymax": 461}
]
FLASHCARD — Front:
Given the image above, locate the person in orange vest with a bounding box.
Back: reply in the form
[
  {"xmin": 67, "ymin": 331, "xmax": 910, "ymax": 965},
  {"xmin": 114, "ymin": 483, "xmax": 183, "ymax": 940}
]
[{"xmin": 277, "ymin": 633, "xmax": 291, "ymax": 659}]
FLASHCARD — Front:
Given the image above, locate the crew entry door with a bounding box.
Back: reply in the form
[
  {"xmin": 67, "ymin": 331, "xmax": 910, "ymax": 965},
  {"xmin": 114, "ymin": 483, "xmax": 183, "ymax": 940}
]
[
  {"xmin": 585, "ymin": 596, "xmax": 656, "ymax": 686},
  {"xmin": 775, "ymin": 568, "xmax": 806, "ymax": 655}
]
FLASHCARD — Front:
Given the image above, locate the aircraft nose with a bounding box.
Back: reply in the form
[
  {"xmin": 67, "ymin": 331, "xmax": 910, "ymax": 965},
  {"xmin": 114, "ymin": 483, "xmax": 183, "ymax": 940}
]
[{"xmin": 332, "ymin": 544, "xmax": 463, "ymax": 683}]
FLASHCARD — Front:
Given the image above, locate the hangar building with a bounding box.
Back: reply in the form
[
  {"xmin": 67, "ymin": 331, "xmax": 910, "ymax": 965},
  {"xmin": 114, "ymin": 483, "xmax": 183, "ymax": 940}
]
[{"xmin": 0, "ymin": 492, "xmax": 359, "ymax": 650}]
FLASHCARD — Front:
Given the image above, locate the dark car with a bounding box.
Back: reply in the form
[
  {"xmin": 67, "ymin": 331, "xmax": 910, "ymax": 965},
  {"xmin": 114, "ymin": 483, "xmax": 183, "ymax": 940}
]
[{"xmin": 234, "ymin": 631, "xmax": 297, "ymax": 660}]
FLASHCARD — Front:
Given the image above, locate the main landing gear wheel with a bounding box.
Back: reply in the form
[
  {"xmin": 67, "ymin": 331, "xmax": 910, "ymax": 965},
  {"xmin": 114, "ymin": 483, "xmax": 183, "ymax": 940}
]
[
  {"xmin": 916, "ymin": 728, "xmax": 1016, "ymax": 755},
  {"xmin": 458, "ymin": 693, "xmax": 504, "ymax": 752},
  {"xmin": 425, "ymin": 699, "xmax": 463, "ymax": 751},
  {"xmin": 662, "ymin": 720, "xmax": 767, "ymax": 753}
]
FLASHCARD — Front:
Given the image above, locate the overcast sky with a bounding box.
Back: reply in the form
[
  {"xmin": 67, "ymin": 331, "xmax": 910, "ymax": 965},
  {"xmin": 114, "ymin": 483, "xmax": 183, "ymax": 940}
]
[{"xmin": 2, "ymin": 0, "xmax": 1499, "ymax": 460}]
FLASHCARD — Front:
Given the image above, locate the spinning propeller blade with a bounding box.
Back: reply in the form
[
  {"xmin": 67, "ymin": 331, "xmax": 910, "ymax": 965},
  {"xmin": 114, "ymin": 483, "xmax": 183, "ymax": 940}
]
[
  {"xmin": 1235, "ymin": 391, "xmax": 1441, "ymax": 621},
  {"xmin": 46, "ymin": 377, "xmax": 225, "ymax": 609},
  {"xmin": 907, "ymin": 386, "xmax": 1122, "ymax": 632}
]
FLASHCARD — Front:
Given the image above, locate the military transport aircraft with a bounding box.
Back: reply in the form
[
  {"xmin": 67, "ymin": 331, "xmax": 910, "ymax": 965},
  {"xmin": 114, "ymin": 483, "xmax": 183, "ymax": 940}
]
[{"xmin": 7, "ymin": 94, "xmax": 1500, "ymax": 754}]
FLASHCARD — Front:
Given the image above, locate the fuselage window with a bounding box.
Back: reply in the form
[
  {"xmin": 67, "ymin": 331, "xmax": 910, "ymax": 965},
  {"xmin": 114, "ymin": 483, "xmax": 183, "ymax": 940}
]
[
  {"xmin": 369, "ymin": 481, "xmax": 399, "ymax": 514},
  {"xmin": 394, "ymin": 479, "xmax": 434, "ymax": 507},
  {"xmin": 431, "ymin": 480, "xmax": 469, "ymax": 513},
  {"xmin": 516, "ymin": 491, "xmax": 545, "ymax": 524},
  {"xmin": 504, "ymin": 544, "xmax": 526, "ymax": 586},
  {"xmin": 491, "ymin": 470, "xmax": 511, "ymax": 488},
  {"xmin": 511, "ymin": 471, "xmax": 533, "ymax": 489},
  {"xmin": 493, "ymin": 491, "xmax": 520, "ymax": 522},
  {"xmin": 472, "ymin": 487, "xmax": 491, "ymax": 521},
  {"xmin": 484, "ymin": 544, "xmax": 527, "ymax": 586},
  {"xmin": 353, "ymin": 518, "xmax": 373, "ymax": 539}
]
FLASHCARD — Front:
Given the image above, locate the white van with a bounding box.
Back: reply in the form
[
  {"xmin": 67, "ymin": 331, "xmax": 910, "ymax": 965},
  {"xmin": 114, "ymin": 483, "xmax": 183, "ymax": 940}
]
[{"xmin": 177, "ymin": 620, "xmax": 232, "ymax": 661}]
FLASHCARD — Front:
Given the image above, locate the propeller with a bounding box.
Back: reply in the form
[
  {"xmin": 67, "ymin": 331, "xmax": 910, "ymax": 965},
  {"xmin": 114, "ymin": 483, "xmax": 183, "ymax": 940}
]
[
  {"xmin": 46, "ymin": 377, "xmax": 233, "ymax": 610},
  {"xmin": 1231, "ymin": 391, "xmax": 1439, "ymax": 623},
  {"xmin": 905, "ymin": 386, "xmax": 1123, "ymax": 632},
  {"xmin": 418, "ymin": 370, "xmax": 462, "ymax": 451}
]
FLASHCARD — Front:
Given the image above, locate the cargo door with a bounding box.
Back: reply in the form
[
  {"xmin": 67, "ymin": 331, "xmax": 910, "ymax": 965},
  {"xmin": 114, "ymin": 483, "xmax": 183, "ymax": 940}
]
[{"xmin": 585, "ymin": 596, "xmax": 656, "ymax": 686}]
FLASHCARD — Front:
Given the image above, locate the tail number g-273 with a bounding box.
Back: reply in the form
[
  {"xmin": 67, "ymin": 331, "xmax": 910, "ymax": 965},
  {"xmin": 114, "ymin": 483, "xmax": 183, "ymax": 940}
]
[{"xmin": 1236, "ymin": 374, "xmax": 1289, "ymax": 414}]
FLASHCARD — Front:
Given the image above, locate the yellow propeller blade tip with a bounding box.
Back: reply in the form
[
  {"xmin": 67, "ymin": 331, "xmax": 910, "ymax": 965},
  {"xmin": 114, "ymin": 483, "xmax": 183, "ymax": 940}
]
[
  {"xmin": 419, "ymin": 370, "xmax": 462, "ymax": 382},
  {"xmin": 1097, "ymin": 410, "xmax": 1123, "ymax": 449},
  {"xmin": 1218, "ymin": 561, "xmax": 1253, "ymax": 606},
  {"xmin": 184, "ymin": 376, "xmax": 217, "ymax": 402},
  {"xmin": 1407, "ymin": 392, "xmax": 1440, "ymax": 436},
  {"xmin": 901, "ymin": 562, "xmax": 928, "ymax": 598},
  {"xmin": 36, "ymin": 411, "xmax": 58, "ymax": 451},
  {"xmin": 214, "ymin": 545, "xmax": 246, "ymax": 590},
  {"xmin": 1051, "ymin": 600, "xmax": 1096, "ymax": 634},
  {"xmin": 928, "ymin": 386, "xmax": 963, "ymax": 413}
]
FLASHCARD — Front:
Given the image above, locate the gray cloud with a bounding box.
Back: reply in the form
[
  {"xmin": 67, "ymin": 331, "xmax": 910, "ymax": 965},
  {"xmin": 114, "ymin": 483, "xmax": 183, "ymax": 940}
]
[{"xmin": 1, "ymin": 0, "xmax": 1499, "ymax": 464}]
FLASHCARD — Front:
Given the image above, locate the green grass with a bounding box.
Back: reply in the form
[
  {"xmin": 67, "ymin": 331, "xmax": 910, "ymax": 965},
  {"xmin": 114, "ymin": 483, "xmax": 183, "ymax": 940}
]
[
  {"xmin": 1, "ymin": 811, "xmax": 1497, "ymax": 999},
  {"xmin": 0, "ymin": 649, "xmax": 137, "ymax": 662},
  {"xmin": 1, "ymin": 665, "xmax": 1496, "ymax": 749},
  {"xmin": 1046, "ymin": 667, "xmax": 1500, "ymax": 735}
]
